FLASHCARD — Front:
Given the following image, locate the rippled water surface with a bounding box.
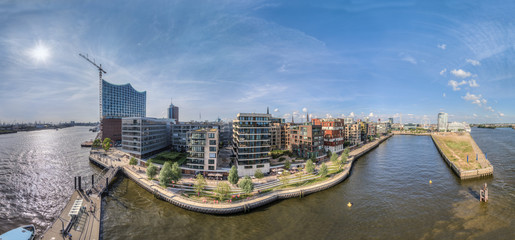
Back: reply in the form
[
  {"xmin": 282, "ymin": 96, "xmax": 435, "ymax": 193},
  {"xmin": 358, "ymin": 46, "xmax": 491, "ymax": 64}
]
[
  {"xmin": 103, "ymin": 128, "xmax": 514, "ymax": 240},
  {"xmin": 1, "ymin": 127, "xmax": 514, "ymax": 239},
  {"xmin": 0, "ymin": 127, "xmax": 98, "ymax": 236}
]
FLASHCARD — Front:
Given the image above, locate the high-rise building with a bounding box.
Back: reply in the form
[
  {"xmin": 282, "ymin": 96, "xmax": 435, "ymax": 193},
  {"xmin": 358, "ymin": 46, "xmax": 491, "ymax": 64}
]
[
  {"xmin": 388, "ymin": 118, "xmax": 394, "ymax": 124},
  {"xmin": 101, "ymin": 80, "xmax": 146, "ymax": 142},
  {"xmin": 185, "ymin": 128, "xmax": 219, "ymax": 171},
  {"xmin": 167, "ymin": 99, "xmax": 179, "ymax": 121},
  {"xmin": 121, "ymin": 117, "xmax": 171, "ymax": 159},
  {"xmin": 437, "ymin": 112, "xmax": 448, "ymax": 132},
  {"xmin": 233, "ymin": 113, "xmax": 271, "ymax": 176}
]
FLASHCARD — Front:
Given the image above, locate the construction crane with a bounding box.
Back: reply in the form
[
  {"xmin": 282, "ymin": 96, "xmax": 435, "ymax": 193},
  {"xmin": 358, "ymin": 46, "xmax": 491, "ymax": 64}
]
[{"xmin": 79, "ymin": 53, "xmax": 107, "ymax": 121}]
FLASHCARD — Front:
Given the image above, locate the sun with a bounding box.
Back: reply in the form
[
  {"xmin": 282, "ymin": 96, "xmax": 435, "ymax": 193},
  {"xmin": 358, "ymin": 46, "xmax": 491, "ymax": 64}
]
[{"xmin": 29, "ymin": 41, "xmax": 51, "ymax": 62}]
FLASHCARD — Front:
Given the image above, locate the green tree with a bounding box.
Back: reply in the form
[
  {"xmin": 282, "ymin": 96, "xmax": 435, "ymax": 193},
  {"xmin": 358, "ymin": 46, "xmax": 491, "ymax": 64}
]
[
  {"xmin": 310, "ymin": 155, "xmax": 316, "ymax": 163},
  {"xmin": 146, "ymin": 163, "xmax": 158, "ymax": 180},
  {"xmin": 171, "ymin": 162, "xmax": 182, "ymax": 182},
  {"xmin": 344, "ymin": 148, "xmax": 350, "ymax": 156},
  {"xmin": 215, "ymin": 182, "xmax": 231, "ymax": 201},
  {"xmin": 159, "ymin": 162, "xmax": 173, "ymax": 187},
  {"xmin": 238, "ymin": 176, "xmax": 254, "ymax": 194},
  {"xmin": 102, "ymin": 138, "xmax": 112, "ymax": 152},
  {"xmin": 228, "ymin": 165, "xmax": 239, "ymax": 185},
  {"xmin": 92, "ymin": 139, "xmax": 101, "ymax": 148},
  {"xmin": 194, "ymin": 174, "xmax": 207, "ymax": 196},
  {"xmin": 319, "ymin": 163, "xmax": 328, "ymax": 177},
  {"xmin": 330, "ymin": 153, "xmax": 338, "ymax": 166},
  {"xmin": 146, "ymin": 159, "xmax": 153, "ymax": 166},
  {"xmin": 129, "ymin": 157, "xmax": 138, "ymax": 167},
  {"xmin": 254, "ymin": 169, "xmax": 264, "ymax": 179},
  {"xmin": 284, "ymin": 159, "xmax": 291, "ymax": 170},
  {"xmin": 338, "ymin": 153, "xmax": 348, "ymax": 170},
  {"xmin": 280, "ymin": 171, "xmax": 290, "ymax": 186},
  {"xmin": 305, "ymin": 159, "xmax": 315, "ymax": 174},
  {"xmin": 326, "ymin": 150, "xmax": 332, "ymax": 159}
]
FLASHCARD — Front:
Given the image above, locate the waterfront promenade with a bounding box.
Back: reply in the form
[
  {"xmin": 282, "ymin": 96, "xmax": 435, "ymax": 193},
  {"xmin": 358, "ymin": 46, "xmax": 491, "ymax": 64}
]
[{"xmin": 88, "ymin": 134, "xmax": 392, "ymax": 214}]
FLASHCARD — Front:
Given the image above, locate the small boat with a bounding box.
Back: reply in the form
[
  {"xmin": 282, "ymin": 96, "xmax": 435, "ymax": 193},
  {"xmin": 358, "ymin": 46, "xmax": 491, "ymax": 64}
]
[{"xmin": 0, "ymin": 225, "xmax": 36, "ymax": 240}]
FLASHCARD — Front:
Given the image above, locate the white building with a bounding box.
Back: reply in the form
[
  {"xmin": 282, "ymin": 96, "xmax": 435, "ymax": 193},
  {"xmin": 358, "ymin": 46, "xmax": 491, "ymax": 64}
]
[
  {"xmin": 437, "ymin": 112, "xmax": 448, "ymax": 132},
  {"xmin": 233, "ymin": 113, "xmax": 271, "ymax": 177},
  {"xmin": 185, "ymin": 128, "xmax": 219, "ymax": 171},
  {"xmin": 447, "ymin": 122, "xmax": 471, "ymax": 132}
]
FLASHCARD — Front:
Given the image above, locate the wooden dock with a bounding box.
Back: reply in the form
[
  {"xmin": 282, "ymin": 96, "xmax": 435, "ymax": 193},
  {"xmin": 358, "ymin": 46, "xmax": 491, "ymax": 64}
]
[{"xmin": 40, "ymin": 166, "xmax": 120, "ymax": 240}]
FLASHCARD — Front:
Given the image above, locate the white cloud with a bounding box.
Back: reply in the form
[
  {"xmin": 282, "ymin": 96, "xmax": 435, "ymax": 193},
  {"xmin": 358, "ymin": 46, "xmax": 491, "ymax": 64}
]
[
  {"xmin": 468, "ymin": 79, "xmax": 479, "ymax": 87},
  {"xmin": 302, "ymin": 107, "xmax": 308, "ymax": 112},
  {"xmin": 325, "ymin": 113, "xmax": 332, "ymax": 118},
  {"xmin": 462, "ymin": 92, "xmax": 481, "ymax": 101},
  {"xmin": 274, "ymin": 108, "xmax": 279, "ymax": 112},
  {"xmin": 340, "ymin": 113, "xmax": 345, "ymax": 118},
  {"xmin": 349, "ymin": 112, "xmax": 355, "ymax": 117},
  {"xmin": 443, "ymin": 93, "xmax": 446, "ymax": 97},
  {"xmin": 368, "ymin": 112, "xmax": 374, "ymax": 117},
  {"xmin": 473, "ymin": 113, "xmax": 478, "ymax": 117},
  {"xmin": 466, "ymin": 59, "xmax": 480, "ymax": 66},
  {"xmin": 400, "ymin": 52, "xmax": 417, "ymax": 64},
  {"xmin": 437, "ymin": 44, "xmax": 446, "ymax": 50},
  {"xmin": 448, "ymin": 80, "xmax": 467, "ymax": 91},
  {"xmin": 451, "ymin": 69, "xmax": 472, "ymax": 78},
  {"xmin": 486, "ymin": 106, "xmax": 494, "ymax": 112},
  {"xmin": 498, "ymin": 112, "xmax": 505, "ymax": 117},
  {"xmin": 440, "ymin": 68, "xmax": 447, "ymax": 75}
]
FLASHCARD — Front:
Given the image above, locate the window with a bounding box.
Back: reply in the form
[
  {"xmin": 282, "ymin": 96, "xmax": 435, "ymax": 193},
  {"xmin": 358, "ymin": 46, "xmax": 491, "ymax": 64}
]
[
  {"xmin": 208, "ymin": 159, "xmax": 215, "ymax": 164},
  {"xmin": 209, "ymin": 147, "xmax": 217, "ymax": 152},
  {"xmin": 208, "ymin": 133, "xmax": 215, "ymax": 138},
  {"xmin": 208, "ymin": 166, "xmax": 214, "ymax": 170},
  {"xmin": 257, "ymin": 165, "xmax": 264, "ymax": 168},
  {"xmin": 209, "ymin": 153, "xmax": 216, "ymax": 158},
  {"xmin": 209, "ymin": 140, "xmax": 216, "ymax": 145},
  {"xmin": 244, "ymin": 166, "xmax": 253, "ymax": 169}
]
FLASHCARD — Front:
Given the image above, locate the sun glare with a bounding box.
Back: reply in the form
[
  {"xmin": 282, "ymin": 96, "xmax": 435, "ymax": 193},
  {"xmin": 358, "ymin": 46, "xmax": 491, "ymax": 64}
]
[{"xmin": 29, "ymin": 42, "xmax": 51, "ymax": 62}]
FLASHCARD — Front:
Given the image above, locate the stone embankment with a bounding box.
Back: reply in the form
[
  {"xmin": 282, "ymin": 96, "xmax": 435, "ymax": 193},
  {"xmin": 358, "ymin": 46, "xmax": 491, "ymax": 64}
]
[
  {"xmin": 431, "ymin": 133, "xmax": 493, "ymax": 180},
  {"xmin": 89, "ymin": 134, "xmax": 392, "ymax": 215}
]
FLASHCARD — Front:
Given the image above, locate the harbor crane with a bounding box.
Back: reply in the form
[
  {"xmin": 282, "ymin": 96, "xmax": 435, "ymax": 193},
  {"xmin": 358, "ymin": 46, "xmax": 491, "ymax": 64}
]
[{"xmin": 79, "ymin": 53, "xmax": 107, "ymax": 121}]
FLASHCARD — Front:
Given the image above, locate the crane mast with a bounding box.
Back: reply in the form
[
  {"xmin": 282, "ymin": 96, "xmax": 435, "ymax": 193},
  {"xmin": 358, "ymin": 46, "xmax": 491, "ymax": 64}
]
[{"xmin": 79, "ymin": 53, "xmax": 107, "ymax": 122}]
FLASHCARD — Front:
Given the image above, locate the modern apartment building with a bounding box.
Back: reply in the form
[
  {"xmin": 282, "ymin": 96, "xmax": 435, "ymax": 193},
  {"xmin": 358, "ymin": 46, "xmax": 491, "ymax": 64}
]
[
  {"xmin": 185, "ymin": 128, "xmax": 219, "ymax": 171},
  {"xmin": 367, "ymin": 122, "xmax": 377, "ymax": 137},
  {"xmin": 270, "ymin": 117, "xmax": 286, "ymax": 150},
  {"xmin": 121, "ymin": 117, "xmax": 171, "ymax": 159},
  {"xmin": 233, "ymin": 113, "xmax": 271, "ymax": 176},
  {"xmin": 101, "ymin": 79, "xmax": 146, "ymax": 142},
  {"xmin": 287, "ymin": 123, "xmax": 324, "ymax": 160},
  {"xmin": 346, "ymin": 123, "xmax": 362, "ymax": 146},
  {"xmin": 171, "ymin": 121, "xmax": 231, "ymax": 152},
  {"xmin": 312, "ymin": 118, "xmax": 345, "ymax": 154},
  {"xmin": 437, "ymin": 112, "xmax": 448, "ymax": 132}
]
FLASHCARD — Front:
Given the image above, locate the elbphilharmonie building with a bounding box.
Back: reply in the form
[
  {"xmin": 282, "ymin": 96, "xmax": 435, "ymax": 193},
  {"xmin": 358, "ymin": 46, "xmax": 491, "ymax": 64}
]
[
  {"xmin": 100, "ymin": 79, "xmax": 146, "ymax": 142},
  {"xmin": 101, "ymin": 80, "xmax": 146, "ymax": 118}
]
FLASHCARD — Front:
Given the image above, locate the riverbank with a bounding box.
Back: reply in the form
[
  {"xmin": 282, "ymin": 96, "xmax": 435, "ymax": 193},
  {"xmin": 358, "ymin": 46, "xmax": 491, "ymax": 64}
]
[
  {"xmin": 431, "ymin": 132, "xmax": 493, "ymax": 180},
  {"xmin": 89, "ymin": 134, "xmax": 392, "ymax": 214}
]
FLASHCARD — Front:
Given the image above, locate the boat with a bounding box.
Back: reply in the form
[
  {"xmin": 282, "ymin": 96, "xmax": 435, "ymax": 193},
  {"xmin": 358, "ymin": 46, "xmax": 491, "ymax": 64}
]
[{"xmin": 0, "ymin": 225, "xmax": 36, "ymax": 240}]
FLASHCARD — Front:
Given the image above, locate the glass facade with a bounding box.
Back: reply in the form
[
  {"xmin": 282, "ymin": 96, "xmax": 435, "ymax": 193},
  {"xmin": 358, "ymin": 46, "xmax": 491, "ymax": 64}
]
[{"xmin": 102, "ymin": 79, "xmax": 146, "ymax": 119}]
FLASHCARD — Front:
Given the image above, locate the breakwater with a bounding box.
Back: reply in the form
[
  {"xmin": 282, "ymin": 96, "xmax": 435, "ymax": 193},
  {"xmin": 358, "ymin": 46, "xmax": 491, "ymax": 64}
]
[
  {"xmin": 431, "ymin": 133, "xmax": 493, "ymax": 180},
  {"xmin": 89, "ymin": 134, "xmax": 392, "ymax": 215}
]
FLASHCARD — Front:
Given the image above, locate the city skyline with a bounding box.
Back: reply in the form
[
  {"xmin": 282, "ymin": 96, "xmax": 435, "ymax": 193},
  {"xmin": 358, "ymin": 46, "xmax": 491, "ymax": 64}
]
[{"xmin": 1, "ymin": 1, "xmax": 514, "ymax": 123}]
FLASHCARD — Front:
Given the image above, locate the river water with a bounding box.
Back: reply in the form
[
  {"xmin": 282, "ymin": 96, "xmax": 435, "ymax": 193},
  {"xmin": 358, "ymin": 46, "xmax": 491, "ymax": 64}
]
[
  {"xmin": 1, "ymin": 127, "xmax": 514, "ymax": 239},
  {"xmin": 0, "ymin": 127, "xmax": 98, "ymax": 236}
]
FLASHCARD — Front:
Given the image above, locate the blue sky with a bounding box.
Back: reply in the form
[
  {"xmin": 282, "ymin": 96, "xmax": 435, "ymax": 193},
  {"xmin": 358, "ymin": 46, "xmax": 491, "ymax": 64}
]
[{"xmin": 1, "ymin": 0, "xmax": 514, "ymax": 124}]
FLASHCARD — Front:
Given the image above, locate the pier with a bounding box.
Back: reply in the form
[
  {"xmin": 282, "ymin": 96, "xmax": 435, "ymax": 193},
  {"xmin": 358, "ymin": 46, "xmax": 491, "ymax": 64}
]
[
  {"xmin": 40, "ymin": 164, "xmax": 120, "ymax": 239},
  {"xmin": 431, "ymin": 132, "xmax": 493, "ymax": 179}
]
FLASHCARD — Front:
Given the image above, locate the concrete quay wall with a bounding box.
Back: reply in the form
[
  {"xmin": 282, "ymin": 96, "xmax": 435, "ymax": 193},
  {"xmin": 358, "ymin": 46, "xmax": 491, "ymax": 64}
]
[
  {"xmin": 430, "ymin": 134, "xmax": 493, "ymax": 180},
  {"xmin": 89, "ymin": 135, "xmax": 392, "ymax": 215}
]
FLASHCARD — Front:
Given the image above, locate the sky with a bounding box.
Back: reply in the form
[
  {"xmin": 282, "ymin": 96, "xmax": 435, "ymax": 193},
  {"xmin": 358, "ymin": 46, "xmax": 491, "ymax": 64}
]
[{"xmin": 1, "ymin": 0, "xmax": 514, "ymax": 124}]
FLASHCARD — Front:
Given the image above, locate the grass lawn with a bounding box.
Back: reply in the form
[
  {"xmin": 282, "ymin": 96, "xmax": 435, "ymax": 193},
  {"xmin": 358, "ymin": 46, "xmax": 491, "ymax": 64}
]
[
  {"xmin": 434, "ymin": 134, "xmax": 479, "ymax": 170},
  {"xmin": 150, "ymin": 151, "xmax": 188, "ymax": 165}
]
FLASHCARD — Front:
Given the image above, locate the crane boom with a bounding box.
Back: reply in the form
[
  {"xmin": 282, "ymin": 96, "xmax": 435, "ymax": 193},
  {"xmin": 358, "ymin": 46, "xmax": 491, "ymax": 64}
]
[{"xmin": 79, "ymin": 53, "xmax": 107, "ymax": 123}]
